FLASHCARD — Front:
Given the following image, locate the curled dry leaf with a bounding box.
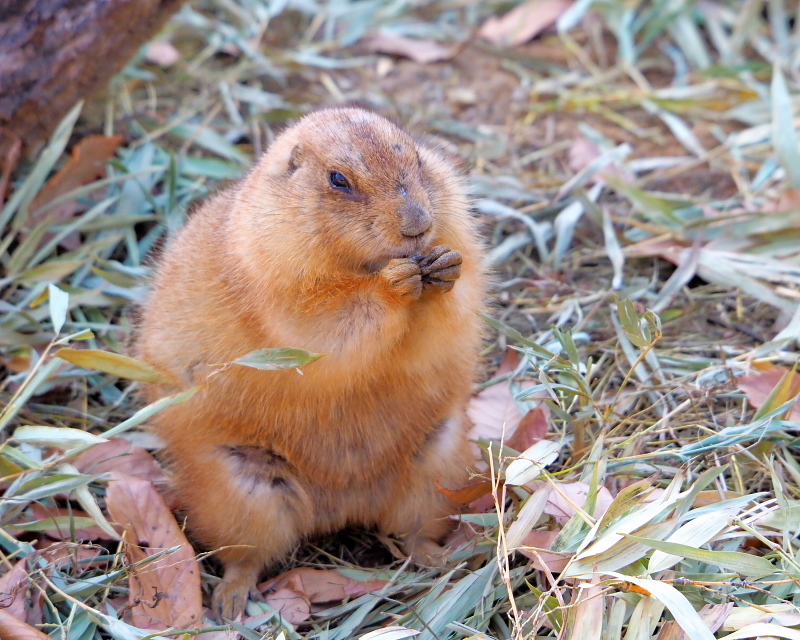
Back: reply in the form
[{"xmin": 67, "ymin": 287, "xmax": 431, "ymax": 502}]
[
  {"xmin": 479, "ymin": 0, "xmax": 573, "ymax": 47},
  {"xmin": 737, "ymin": 362, "xmax": 800, "ymax": 421},
  {"xmin": 105, "ymin": 471, "xmax": 202, "ymax": 631},
  {"xmin": 436, "ymin": 478, "xmax": 493, "ymax": 505},
  {"xmin": 72, "ymin": 437, "xmax": 165, "ymax": 484},
  {"xmin": 0, "ymin": 609, "xmax": 51, "ymax": 640},
  {"xmin": 364, "ymin": 33, "xmax": 455, "ymax": 64}
]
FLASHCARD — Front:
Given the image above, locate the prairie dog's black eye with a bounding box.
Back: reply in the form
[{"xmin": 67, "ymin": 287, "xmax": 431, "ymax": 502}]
[{"xmin": 329, "ymin": 171, "xmax": 351, "ymax": 191}]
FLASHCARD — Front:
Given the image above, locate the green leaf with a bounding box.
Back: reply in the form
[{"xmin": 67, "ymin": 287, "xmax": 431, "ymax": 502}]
[
  {"xmin": 772, "ymin": 66, "xmax": 800, "ymax": 188},
  {"xmin": 55, "ymin": 348, "xmax": 165, "ymax": 382},
  {"xmin": 625, "ymin": 534, "xmax": 775, "ymax": 577},
  {"xmin": 359, "ymin": 628, "xmax": 420, "ymax": 640},
  {"xmin": 13, "ymin": 425, "xmax": 107, "ymax": 450},
  {"xmin": 234, "ymin": 347, "xmax": 324, "ymax": 370},
  {"xmin": 6, "ymin": 516, "xmax": 99, "ymax": 533}
]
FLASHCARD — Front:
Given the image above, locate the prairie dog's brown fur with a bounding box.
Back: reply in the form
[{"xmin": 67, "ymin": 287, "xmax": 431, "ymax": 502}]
[{"xmin": 136, "ymin": 108, "xmax": 487, "ymax": 619}]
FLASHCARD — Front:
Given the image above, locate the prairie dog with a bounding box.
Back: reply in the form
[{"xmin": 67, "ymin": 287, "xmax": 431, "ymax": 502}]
[{"xmin": 136, "ymin": 108, "xmax": 487, "ymax": 618}]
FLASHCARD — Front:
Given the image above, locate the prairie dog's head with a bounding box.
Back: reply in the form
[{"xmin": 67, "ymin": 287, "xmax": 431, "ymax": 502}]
[{"xmin": 248, "ymin": 108, "xmax": 465, "ymax": 270}]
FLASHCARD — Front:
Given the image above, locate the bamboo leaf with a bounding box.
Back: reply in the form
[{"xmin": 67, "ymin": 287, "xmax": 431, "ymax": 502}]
[
  {"xmin": 234, "ymin": 347, "xmax": 324, "ymax": 370},
  {"xmin": 55, "ymin": 348, "xmax": 165, "ymax": 382},
  {"xmin": 627, "ymin": 535, "xmax": 775, "ymax": 577}
]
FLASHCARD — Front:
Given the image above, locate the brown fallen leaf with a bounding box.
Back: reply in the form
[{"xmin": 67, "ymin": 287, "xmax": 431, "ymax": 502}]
[
  {"xmin": 443, "ymin": 518, "xmax": 479, "ymax": 553},
  {"xmin": 437, "ymin": 478, "xmax": 494, "ymax": 505},
  {"xmin": 0, "ymin": 609, "xmax": 51, "ymax": 640},
  {"xmin": 519, "ymin": 529, "xmax": 570, "ymax": 574},
  {"xmin": 35, "ymin": 540, "xmax": 104, "ymax": 570},
  {"xmin": 0, "ymin": 130, "xmax": 22, "ymax": 205},
  {"xmin": 28, "ymin": 134, "xmax": 125, "ymax": 228},
  {"xmin": 625, "ymin": 234, "xmax": 691, "ymax": 263},
  {"xmin": 264, "ymin": 587, "xmax": 312, "ymax": 625},
  {"xmin": 693, "ymin": 490, "xmax": 744, "ymax": 508},
  {"xmin": 656, "ymin": 603, "xmax": 733, "ymax": 640},
  {"xmin": 258, "ymin": 568, "xmax": 387, "ymax": 624},
  {"xmin": 534, "ymin": 480, "xmax": 614, "ymax": 524},
  {"xmin": 260, "ymin": 567, "xmax": 387, "ymax": 603},
  {"xmin": 738, "ymin": 362, "xmax": 800, "ymax": 421},
  {"xmin": 0, "ymin": 561, "xmax": 30, "ymax": 621},
  {"xmin": 479, "ymin": 0, "xmax": 573, "ymax": 47},
  {"xmin": 73, "ymin": 438, "xmax": 165, "ymax": 484},
  {"xmin": 468, "ymin": 350, "xmax": 546, "ymax": 446},
  {"xmin": 568, "ymin": 133, "xmax": 629, "ymax": 185},
  {"xmin": 26, "ymin": 504, "xmax": 116, "ymax": 541},
  {"xmin": 507, "ymin": 404, "xmax": 550, "ymax": 452},
  {"xmin": 106, "ymin": 471, "xmax": 202, "ymax": 631},
  {"xmin": 364, "ymin": 33, "xmax": 455, "ymax": 64},
  {"xmin": 764, "ymin": 187, "xmax": 800, "ymax": 213}
]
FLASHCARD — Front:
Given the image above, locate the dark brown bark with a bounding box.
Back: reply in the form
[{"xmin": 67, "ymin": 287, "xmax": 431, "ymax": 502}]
[{"xmin": 0, "ymin": 0, "xmax": 184, "ymax": 155}]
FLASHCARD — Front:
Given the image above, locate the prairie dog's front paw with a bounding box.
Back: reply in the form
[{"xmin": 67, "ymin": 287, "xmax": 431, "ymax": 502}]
[
  {"xmin": 381, "ymin": 258, "xmax": 422, "ymax": 301},
  {"xmin": 417, "ymin": 245, "xmax": 462, "ymax": 293}
]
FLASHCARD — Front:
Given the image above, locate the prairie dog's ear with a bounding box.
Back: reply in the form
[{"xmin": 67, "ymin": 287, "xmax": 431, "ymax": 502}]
[{"xmin": 287, "ymin": 144, "xmax": 301, "ymax": 176}]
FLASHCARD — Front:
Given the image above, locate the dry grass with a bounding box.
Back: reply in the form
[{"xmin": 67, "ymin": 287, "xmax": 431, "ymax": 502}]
[{"xmin": 2, "ymin": 0, "xmax": 800, "ymax": 638}]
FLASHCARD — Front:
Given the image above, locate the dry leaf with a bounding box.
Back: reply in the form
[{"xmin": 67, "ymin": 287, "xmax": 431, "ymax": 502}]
[
  {"xmin": 738, "ymin": 362, "xmax": 800, "ymax": 421},
  {"xmin": 106, "ymin": 471, "xmax": 202, "ymax": 630},
  {"xmin": 264, "ymin": 587, "xmax": 312, "ymax": 625},
  {"xmin": 469, "ymin": 380, "xmax": 528, "ymax": 442},
  {"xmin": 468, "ymin": 351, "xmax": 546, "ymax": 447},
  {"xmin": 657, "ymin": 603, "xmax": 733, "ymax": 640},
  {"xmin": 538, "ymin": 481, "xmax": 614, "ymax": 524},
  {"xmin": 365, "ymin": 34, "xmax": 454, "ymax": 64},
  {"xmin": 35, "ymin": 541, "xmax": 104, "ymax": 570},
  {"xmin": 443, "ymin": 519, "xmax": 479, "ymax": 552},
  {"xmin": 436, "ymin": 478, "xmax": 493, "ymax": 505},
  {"xmin": 73, "ymin": 438, "xmax": 165, "ymax": 484},
  {"xmin": 479, "ymin": 0, "xmax": 573, "ymax": 47},
  {"xmin": 260, "ymin": 567, "xmax": 387, "ymax": 604},
  {"xmin": 507, "ymin": 404, "xmax": 551, "ymax": 452},
  {"xmin": 258, "ymin": 568, "xmax": 387, "ymax": 624},
  {"xmin": 29, "ymin": 134, "xmax": 124, "ymax": 227},
  {"xmin": 625, "ymin": 235, "xmax": 689, "ymax": 263},
  {"xmin": 519, "ymin": 529, "xmax": 570, "ymax": 573},
  {"xmin": 0, "ymin": 561, "xmax": 30, "ymax": 621},
  {"xmin": 0, "ymin": 609, "xmax": 51, "ymax": 640},
  {"xmin": 145, "ymin": 41, "xmax": 181, "ymax": 66},
  {"xmin": 764, "ymin": 187, "xmax": 800, "ymax": 213},
  {"xmin": 569, "ymin": 134, "xmax": 601, "ymax": 174}
]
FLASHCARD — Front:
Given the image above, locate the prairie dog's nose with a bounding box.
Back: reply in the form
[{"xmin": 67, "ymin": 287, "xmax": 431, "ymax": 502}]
[{"xmin": 400, "ymin": 201, "xmax": 433, "ymax": 237}]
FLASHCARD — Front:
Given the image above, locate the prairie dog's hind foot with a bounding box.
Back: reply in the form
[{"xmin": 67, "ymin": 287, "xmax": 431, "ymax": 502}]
[
  {"xmin": 212, "ymin": 562, "xmax": 263, "ymax": 621},
  {"xmin": 416, "ymin": 246, "xmax": 462, "ymax": 293},
  {"xmin": 381, "ymin": 258, "xmax": 422, "ymax": 301}
]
